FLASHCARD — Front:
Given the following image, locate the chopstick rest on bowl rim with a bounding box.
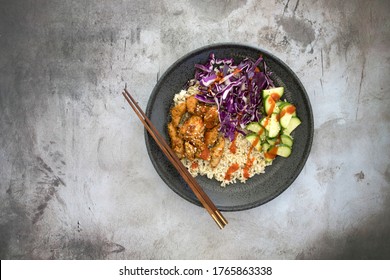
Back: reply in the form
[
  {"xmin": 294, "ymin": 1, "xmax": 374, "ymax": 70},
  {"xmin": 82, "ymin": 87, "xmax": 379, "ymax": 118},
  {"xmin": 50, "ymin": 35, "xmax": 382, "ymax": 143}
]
[{"xmin": 122, "ymin": 88, "xmax": 228, "ymax": 229}]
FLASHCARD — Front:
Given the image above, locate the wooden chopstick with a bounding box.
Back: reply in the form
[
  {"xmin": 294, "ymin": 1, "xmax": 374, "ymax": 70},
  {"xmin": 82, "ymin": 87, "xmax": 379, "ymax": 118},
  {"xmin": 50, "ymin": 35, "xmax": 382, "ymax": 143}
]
[{"xmin": 122, "ymin": 88, "xmax": 228, "ymax": 229}]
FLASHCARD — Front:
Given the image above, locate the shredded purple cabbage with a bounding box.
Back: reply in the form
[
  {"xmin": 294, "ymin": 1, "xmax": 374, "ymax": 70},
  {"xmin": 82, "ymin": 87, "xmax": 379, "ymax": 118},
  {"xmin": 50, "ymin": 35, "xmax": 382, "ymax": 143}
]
[{"xmin": 192, "ymin": 53, "xmax": 274, "ymax": 141}]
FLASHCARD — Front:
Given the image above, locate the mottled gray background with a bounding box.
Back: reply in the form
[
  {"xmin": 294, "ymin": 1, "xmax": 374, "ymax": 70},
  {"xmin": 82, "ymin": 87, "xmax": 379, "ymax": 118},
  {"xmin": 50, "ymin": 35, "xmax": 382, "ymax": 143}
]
[{"xmin": 1, "ymin": 0, "xmax": 389, "ymax": 259}]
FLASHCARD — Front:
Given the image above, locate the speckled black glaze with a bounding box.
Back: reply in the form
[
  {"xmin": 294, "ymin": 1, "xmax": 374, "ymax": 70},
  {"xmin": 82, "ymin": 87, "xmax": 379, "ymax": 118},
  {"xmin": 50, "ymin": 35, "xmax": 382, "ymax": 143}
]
[{"xmin": 145, "ymin": 43, "xmax": 314, "ymax": 211}]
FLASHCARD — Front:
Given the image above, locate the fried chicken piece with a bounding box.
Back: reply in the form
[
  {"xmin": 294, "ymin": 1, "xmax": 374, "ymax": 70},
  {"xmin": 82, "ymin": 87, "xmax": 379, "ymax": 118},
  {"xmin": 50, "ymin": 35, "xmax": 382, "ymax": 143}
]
[
  {"xmin": 167, "ymin": 122, "xmax": 184, "ymax": 158},
  {"xmin": 184, "ymin": 141, "xmax": 197, "ymax": 161},
  {"xmin": 170, "ymin": 102, "xmax": 186, "ymax": 127},
  {"xmin": 203, "ymin": 106, "xmax": 219, "ymax": 129},
  {"xmin": 210, "ymin": 136, "xmax": 225, "ymax": 168},
  {"xmin": 204, "ymin": 125, "xmax": 219, "ymax": 147},
  {"xmin": 194, "ymin": 104, "xmax": 209, "ymax": 118},
  {"xmin": 179, "ymin": 115, "xmax": 205, "ymax": 148},
  {"xmin": 186, "ymin": 95, "xmax": 198, "ymax": 115},
  {"xmin": 195, "ymin": 146, "xmax": 210, "ymax": 161}
]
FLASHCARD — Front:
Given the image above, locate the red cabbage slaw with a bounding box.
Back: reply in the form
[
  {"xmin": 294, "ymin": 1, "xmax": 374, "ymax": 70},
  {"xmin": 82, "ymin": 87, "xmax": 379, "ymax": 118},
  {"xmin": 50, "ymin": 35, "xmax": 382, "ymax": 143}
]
[{"xmin": 191, "ymin": 53, "xmax": 274, "ymax": 141}]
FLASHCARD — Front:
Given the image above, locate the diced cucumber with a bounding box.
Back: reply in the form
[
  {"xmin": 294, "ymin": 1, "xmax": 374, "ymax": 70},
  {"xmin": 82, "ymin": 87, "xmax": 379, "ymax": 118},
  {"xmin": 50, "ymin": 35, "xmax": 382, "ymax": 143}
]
[
  {"xmin": 268, "ymin": 113, "xmax": 281, "ymax": 138},
  {"xmin": 280, "ymin": 115, "xmax": 292, "ymax": 128},
  {"xmin": 262, "ymin": 142, "xmax": 271, "ymax": 152},
  {"xmin": 260, "ymin": 116, "xmax": 270, "ymax": 129},
  {"xmin": 280, "ymin": 134, "xmax": 293, "ymax": 147},
  {"xmin": 283, "ymin": 117, "xmax": 301, "ymax": 135},
  {"xmin": 264, "ymin": 156, "xmax": 274, "ymax": 163},
  {"xmin": 264, "ymin": 95, "xmax": 280, "ymax": 115},
  {"xmin": 246, "ymin": 122, "xmax": 262, "ymax": 133},
  {"xmin": 262, "ymin": 87, "xmax": 284, "ymax": 100},
  {"xmin": 259, "ymin": 128, "xmax": 267, "ymax": 141},
  {"xmin": 279, "ymin": 104, "xmax": 296, "ymax": 128},
  {"xmin": 265, "ymin": 158, "xmax": 273, "ymax": 163},
  {"xmin": 276, "ymin": 144, "xmax": 292, "ymax": 158},
  {"xmin": 264, "ymin": 146, "xmax": 278, "ymax": 162},
  {"xmin": 245, "ymin": 133, "xmax": 261, "ymax": 151},
  {"xmin": 277, "ymin": 101, "xmax": 290, "ymax": 109},
  {"xmin": 264, "ymin": 151, "xmax": 275, "ymax": 162},
  {"xmin": 278, "ymin": 101, "xmax": 296, "ymax": 116},
  {"xmin": 274, "ymin": 104, "xmax": 280, "ymax": 114},
  {"xmin": 267, "ymin": 137, "xmax": 277, "ymax": 145},
  {"xmin": 260, "ymin": 114, "xmax": 280, "ymax": 138},
  {"xmin": 246, "ymin": 122, "xmax": 266, "ymax": 141}
]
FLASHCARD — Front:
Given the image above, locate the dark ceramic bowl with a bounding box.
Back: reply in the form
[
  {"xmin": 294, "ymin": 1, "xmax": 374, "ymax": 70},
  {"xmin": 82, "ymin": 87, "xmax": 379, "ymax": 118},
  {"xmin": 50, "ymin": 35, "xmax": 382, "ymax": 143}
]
[{"xmin": 145, "ymin": 43, "xmax": 313, "ymax": 211}]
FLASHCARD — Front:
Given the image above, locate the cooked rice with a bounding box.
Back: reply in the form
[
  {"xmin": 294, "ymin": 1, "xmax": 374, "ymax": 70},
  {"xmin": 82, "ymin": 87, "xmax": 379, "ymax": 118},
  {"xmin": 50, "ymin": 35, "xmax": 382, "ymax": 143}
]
[
  {"xmin": 173, "ymin": 85, "xmax": 199, "ymax": 104},
  {"xmin": 172, "ymin": 84, "xmax": 270, "ymax": 187},
  {"xmin": 182, "ymin": 133, "xmax": 269, "ymax": 186}
]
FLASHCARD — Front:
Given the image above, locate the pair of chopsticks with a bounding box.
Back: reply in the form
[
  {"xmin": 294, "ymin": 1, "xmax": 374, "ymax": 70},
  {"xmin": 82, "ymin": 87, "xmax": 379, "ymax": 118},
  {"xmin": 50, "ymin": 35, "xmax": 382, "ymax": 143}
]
[{"xmin": 122, "ymin": 88, "xmax": 228, "ymax": 229}]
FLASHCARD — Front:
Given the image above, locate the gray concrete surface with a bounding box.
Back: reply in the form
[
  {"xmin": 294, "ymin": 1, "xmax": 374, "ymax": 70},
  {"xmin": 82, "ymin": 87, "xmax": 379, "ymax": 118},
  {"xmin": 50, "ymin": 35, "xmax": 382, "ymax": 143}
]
[{"xmin": 1, "ymin": 0, "xmax": 389, "ymax": 259}]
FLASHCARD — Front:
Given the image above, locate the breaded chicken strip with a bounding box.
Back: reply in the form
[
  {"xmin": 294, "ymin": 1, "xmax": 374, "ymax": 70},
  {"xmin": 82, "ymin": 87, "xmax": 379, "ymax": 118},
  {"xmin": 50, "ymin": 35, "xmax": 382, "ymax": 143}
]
[
  {"xmin": 204, "ymin": 106, "xmax": 219, "ymax": 129},
  {"xmin": 184, "ymin": 141, "xmax": 197, "ymax": 161},
  {"xmin": 186, "ymin": 95, "xmax": 198, "ymax": 115},
  {"xmin": 204, "ymin": 125, "xmax": 219, "ymax": 147},
  {"xmin": 170, "ymin": 102, "xmax": 186, "ymax": 127},
  {"xmin": 167, "ymin": 122, "xmax": 184, "ymax": 158},
  {"xmin": 210, "ymin": 136, "xmax": 225, "ymax": 168},
  {"xmin": 179, "ymin": 115, "xmax": 205, "ymax": 148}
]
